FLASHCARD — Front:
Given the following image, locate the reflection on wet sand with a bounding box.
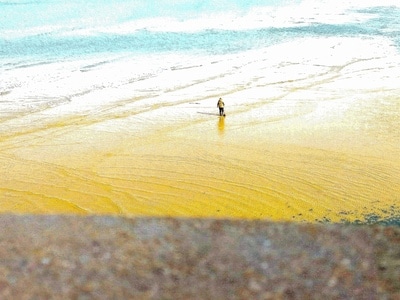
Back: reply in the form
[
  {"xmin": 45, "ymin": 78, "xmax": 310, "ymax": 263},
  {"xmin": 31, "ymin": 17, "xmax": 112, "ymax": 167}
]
[{"xmin": 218, "ymin": 116, "xmax": 225, "ymax": 136}]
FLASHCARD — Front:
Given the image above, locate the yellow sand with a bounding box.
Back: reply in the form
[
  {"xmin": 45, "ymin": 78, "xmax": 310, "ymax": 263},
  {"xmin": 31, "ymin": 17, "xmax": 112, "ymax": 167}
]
[{"xmin": 0, "ymin": 94, "xmax": 398, "ymax": 222}]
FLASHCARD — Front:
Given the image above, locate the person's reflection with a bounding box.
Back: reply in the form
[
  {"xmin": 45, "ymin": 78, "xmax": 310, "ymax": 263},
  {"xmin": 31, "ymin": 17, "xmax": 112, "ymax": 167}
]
[{"xmin": 218, "ymin": 116, "xmax": 225, "ymax": 136}]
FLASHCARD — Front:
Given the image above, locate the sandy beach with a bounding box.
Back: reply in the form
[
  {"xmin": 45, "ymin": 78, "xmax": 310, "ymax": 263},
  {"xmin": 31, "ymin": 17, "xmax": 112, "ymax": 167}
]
[
  {"xmin": 1, "ymin": 39, "xmax": 399, "ymax": 223},
  {"xmin": 1, "ymin": 30, "xmax": 399, "ymax": 223}
]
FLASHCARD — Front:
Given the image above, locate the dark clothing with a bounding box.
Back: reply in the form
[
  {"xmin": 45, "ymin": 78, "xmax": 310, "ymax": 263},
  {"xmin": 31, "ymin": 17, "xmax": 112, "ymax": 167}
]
[{"xmin": 217, "ymin": 98, "xmax": 225, "ymax": 116}]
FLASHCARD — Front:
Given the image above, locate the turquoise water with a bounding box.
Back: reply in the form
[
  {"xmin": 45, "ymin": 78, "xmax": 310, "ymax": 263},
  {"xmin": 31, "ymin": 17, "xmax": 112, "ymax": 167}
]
[
  {"xmin": 1, "ymin": 0, "xmax": 400, "ymax": 116},
  {"xmin": 1, "ymin": 1, "xmax": 399, "ymax": 58}
]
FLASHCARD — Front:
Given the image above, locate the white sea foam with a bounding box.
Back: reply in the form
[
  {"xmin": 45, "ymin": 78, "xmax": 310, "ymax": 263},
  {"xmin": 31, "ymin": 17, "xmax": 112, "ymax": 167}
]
[{"xmin": 3, "ymin": 36, "xmax": 397, "ymax": 129}]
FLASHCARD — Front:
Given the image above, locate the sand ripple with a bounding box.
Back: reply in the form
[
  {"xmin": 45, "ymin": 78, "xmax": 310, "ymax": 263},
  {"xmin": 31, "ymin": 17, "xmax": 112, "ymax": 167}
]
[{"xmin": 1, "ymin": 130, "xmax": 398, "ymax": 223}]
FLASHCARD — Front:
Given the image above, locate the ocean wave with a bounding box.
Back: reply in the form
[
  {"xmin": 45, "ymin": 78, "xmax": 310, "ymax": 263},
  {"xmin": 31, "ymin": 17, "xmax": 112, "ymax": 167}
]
[{"xmin": 1, "ymin": 0, "xmax": 395, "ymax": 39}]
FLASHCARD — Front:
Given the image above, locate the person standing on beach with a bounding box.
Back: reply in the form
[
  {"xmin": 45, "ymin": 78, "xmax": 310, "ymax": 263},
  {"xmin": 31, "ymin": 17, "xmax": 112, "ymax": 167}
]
[{"xmin": 217, "ymin": 97, "xmax": 225, "ymax": 116}]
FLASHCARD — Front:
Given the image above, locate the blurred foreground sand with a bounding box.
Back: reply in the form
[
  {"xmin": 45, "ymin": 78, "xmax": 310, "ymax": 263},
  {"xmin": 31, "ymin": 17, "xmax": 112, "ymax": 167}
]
[{"xmin": 0, "ymin": 215, "xmax": 398, "ymax": 298}]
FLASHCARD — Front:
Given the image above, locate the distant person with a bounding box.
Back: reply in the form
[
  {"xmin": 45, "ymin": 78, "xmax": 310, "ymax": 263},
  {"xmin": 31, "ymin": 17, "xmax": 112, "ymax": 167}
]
[{"xmin": 217, "ymin": 97, "xmax": 225, "ymax": 116}]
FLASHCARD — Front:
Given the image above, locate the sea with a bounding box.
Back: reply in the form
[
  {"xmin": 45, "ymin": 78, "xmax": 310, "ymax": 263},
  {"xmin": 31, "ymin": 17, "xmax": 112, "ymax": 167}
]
[{"xmin": 1, "ymin": 0, "xmax": 400, "ymax": 121}]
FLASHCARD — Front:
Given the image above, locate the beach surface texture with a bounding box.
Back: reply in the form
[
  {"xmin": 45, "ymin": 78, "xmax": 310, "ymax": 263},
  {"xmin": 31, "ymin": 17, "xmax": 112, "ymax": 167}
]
[
  {"xmin": 0, "ymin": 215, "xmax": 398, "ymax": 298},
  {"xmin": 0, "ymin": 0, "xmax": 399, "ymax": 222}
]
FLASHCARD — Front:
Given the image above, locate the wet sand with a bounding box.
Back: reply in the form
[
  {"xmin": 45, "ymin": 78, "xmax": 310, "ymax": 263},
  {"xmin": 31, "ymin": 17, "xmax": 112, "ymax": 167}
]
[
  {"xmin": 1, "ymin": 38, "xmax": 399, "ymax": 222},
  {"xmin": 0, "ymin": 87, "xmax": 398, "ymax": 222}
]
